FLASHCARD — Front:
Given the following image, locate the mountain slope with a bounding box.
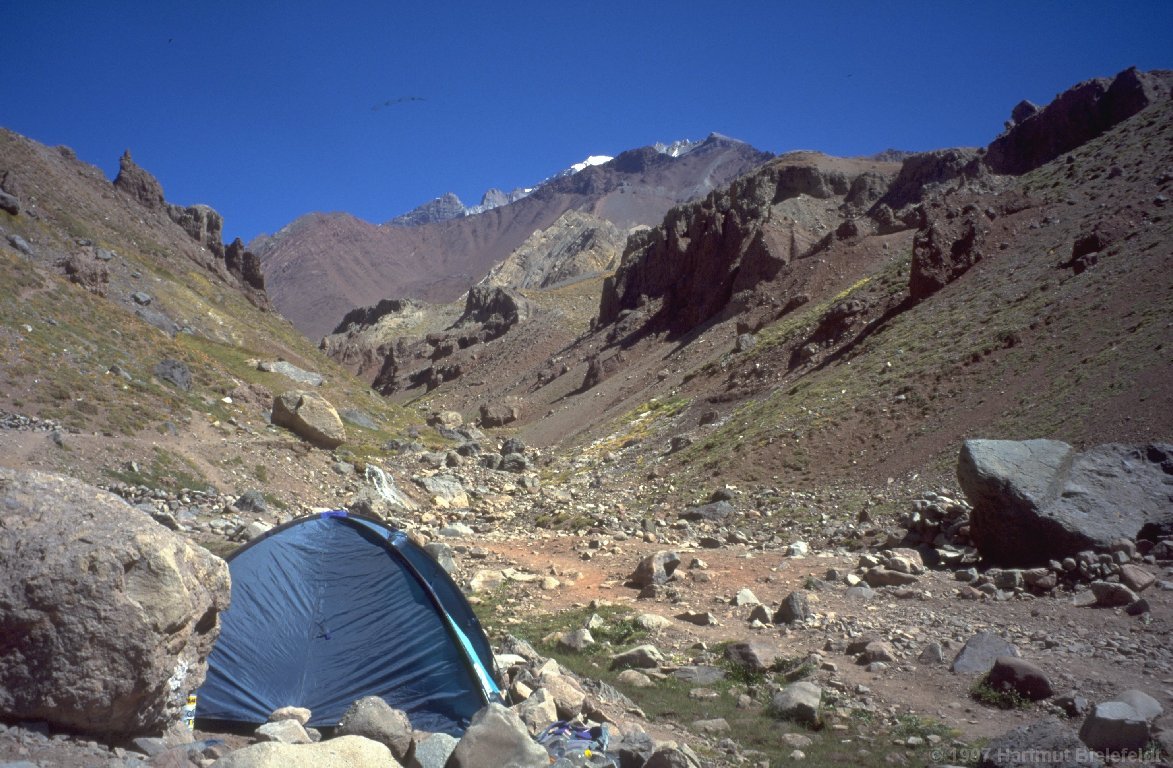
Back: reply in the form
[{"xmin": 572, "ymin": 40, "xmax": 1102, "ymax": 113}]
[{"xmin": 255, "ymin": 134, "xmax": 772, "ymax": 339}]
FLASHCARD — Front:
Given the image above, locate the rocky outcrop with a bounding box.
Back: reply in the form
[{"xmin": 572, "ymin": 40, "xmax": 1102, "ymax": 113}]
[
  {"xmin": 210, "ymin": 735, "xmax": 401, "ymax": 768},
  {"xmin": 873, "ymin": 148, "xmax": 980, "ymax": 212},
  {"xmin": 225, "ymin": 237, "xmax": 271, "ymax": 308},
  {"xmin": 62, "ymin": 251, "xmax": 110, "ymax": 296},
  {"xmin": 0, "ymin": 469, "xmax": 230, "ymax": 737},
  {"xmin": 480, "ymin": 210, "xmax": 625, "ymax": 289},
  {"xmin": 167, "ymin": 203, "xmax": 225, "ymax": 258},
  {"xmin": 957, "ymin": 439, "xmax": 1173, "ymax": 565},
  {"xmin": 908, "ymin": 201, "xmax": 988, "ymax": 300},
  {"xmin": 113, "ymin": 149, "xmax": 165, "ymax": 210},
  {"xmin": 597, "ymin": 154, "xmax": 896, "ymax": 336},
  {"xmin": 387, "ymin": 192, "xmax": 466, "ymax": 226},
  {"xmin": 271, "ymin": 390, "xmax": 347, "ymax": 448},
  {"xmin": 985, "ymin": 67, "xmax": 1173, "ymax": 175},
  {"xmin": 454, "ymin": 286, "xmax": 532, "ymax": 340}
]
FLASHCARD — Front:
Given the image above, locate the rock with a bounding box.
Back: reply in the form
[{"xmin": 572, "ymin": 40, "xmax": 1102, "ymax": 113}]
[
  {"xmin": 978, "ymin": 717, "xmax": 1101, "ymax": 768},
  {"xmin": 424, "ymin": 543, "xmax": 457, "ymax": 575},
  {"xmin": 154, "ymin": 358, "xmax": 192, "ymax": 391},
  {"xmin": 63, "ymin": 252, "xmax": 110, "ymax": 296},
  {"xmin": 479, "ymin": 402, "xmax": 519, "ymax": 428},
  {"xmin": 786, "ymin": 541, "xmax": 810, "ymax": 557},
  {"xmin": 1119, "ymin": 564, "xmax": 1156, "ymax": 593},
  {"xmin": 1078, "ymin": 701, "xmax": 1150, "ymax": 751},
  {"xmin": 167, "ymin": 203, "xmax": 224, "ymax": 256},
  {"xmin": 958, "ymin": 439, "xmax": 1173, "ymax": 565},
  {"xmin": 951, "ymin": 632, "xmax": 1020, "ymax": 675},
  {"xmin": 985, "ymin": 67, "xmax": 1172, "ymax": 175},
  {"xmin": 0, "ymin": 469, "xmax": 230, "ymax": 737},
  {"xmin": 209, "ymin": 734, "xmax": 398, "ymax": 767},
  {"xmin": 1055, "ymin": 692, "xmax": 1090, "ymax": 718},
  {"xmin": 414, "ymin": 732, "xmax": 459, "ymax": 768},
  {"xmin": 536, "ymin": 673, "xmax": 586, "ymax": 720},
  {"xmin": 616, "ymin": 670, "xmax": 654, "ymax": 689},
  {"xmin": 678, "ymin": 500, "xmax": 733, "ymax": 522},
  {"xmin": 1090, "ymin": 581, "xmax": 1138, "ymax": 607},
  {"xmin": 0, "ymin": 189, "xmax": 19, "ymax": 215},
  {"xmin": 986, "ymin": 657, "xmax": 1054, "ymax": 701},
  {"xmin": 415, "ymin": 475, "xmax": 469, "ymax": 508},
  {"xmin": 918, "ymin": 642, "xmax": 945, "ymax": 665},
  {"xmin": 909, "ymin": 204, "xmax": 985, "ymax": 300},
  {"xmin": 271, "ymin": 390, "xmax": 346, "ymax": 448},
  {"xmin": 725, "ymin": 639, "xmax": 782, "ymax": 673},
  {"xmin": 771, "ymin": 681, "xmax": 822, "ymax": 726},
  {"xmin": 1114, "ymin": 690, "xmax": 1163, "ymax": 721},
  {"xmin": 113, "ymin": 149, "xmax": 165, "ymax": 210},
  {"xmin": 557, "ymin": 629, "xmax": 595, "ymax": 652},
  {"xmin": 773, "ymin": 591, "xmax": 810, "ymax": 624},
  {"xmin": 515, "ymin": 688, "xmax": 558, "ymax": 735},
  {"xmin": 643, "ymin": 745, "xmax": 703, "ymax": 768},
  {"xmin": 862, "ymin": 567, "xmax": 919, "ymax": 587},
  {"xmin": 337, "ymin": 696, "xmax": 414, "ymax": 762},
  {"xmin": 674, "ymin": 611, "xmax": 717, "ymax": 626},
  {"xmin": 844, "ymin": 586, "xmax": 876, "ymax": 601},
  {"xmin": 468, "ymin": 570, "xmax": 505, "ymax": 593},
  {"xmin": 859, "ymin": 641, "xmax": 895, "ymax": 665},
  {"xmin": 626, "ymin": 551, "xmax": 681, "ymax": 588},
  {"xmin": 610, "ymin": 645, "xmax": 664, "ymax": 671},
  {"xmin": 268, "ymin": 706, "xmax": 311, "ymax": 726},
  {"xmin": 672, "ymin": 666, "xmax": 726, "ymax": 685},
  {"xmin": 256, "ymin": 719, "xmax": 312, "ymax": 745},
  {"xmin": 258, "ymin": 361, "xmax": 324, "ymax": 387},
  {"xmin": 7, "ymin": 234, "xmax": 32, "ymax": 255},
  {"xmin": 691, "ymin": 717, "xmax": 729, "ymax": 733},
  {"xmin": 731, "ymin": 588, "xmax": 760, "ymax": 606},
  {"xmin": 445, "ymin": 702, "xmax": 548, "ymax": 768},
  {"xmin": 234, "ymin": 490, "xmax": 268, "ymax": 514},
  {"xmin": 634, "ymin": 613, "xmax": 673, "ymax": 631}
]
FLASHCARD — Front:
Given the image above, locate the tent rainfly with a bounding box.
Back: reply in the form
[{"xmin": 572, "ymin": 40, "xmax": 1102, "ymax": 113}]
[{"xmin": 196, "ymin": 511, "xmax": 501, "ymax": 733}]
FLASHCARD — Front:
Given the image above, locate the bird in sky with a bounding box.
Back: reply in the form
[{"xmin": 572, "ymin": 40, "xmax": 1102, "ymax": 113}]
[{"xmin": 372, "ymin": 96, "xmax": 426, "ymax": 111}]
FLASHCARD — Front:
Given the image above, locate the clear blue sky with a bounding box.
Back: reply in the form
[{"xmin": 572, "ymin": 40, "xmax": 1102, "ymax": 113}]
[{"xmin": 4, "ymin": 1, "xmax": 1170, "ymax": 244}]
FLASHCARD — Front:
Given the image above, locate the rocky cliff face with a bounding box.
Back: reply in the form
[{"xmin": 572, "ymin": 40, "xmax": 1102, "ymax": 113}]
[
  {"xmin": 387, "ymin": 192, "xmax": 467, "ymax": 226},
  {"xmin": 597, "ymin": 153, "xmax": 900, "ymax": 335},
  {"xmin": 480, "ymin": 210, "xmax": 625, "ymax": 290}
]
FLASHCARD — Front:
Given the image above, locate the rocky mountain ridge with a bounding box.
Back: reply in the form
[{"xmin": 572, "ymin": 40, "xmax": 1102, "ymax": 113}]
[{"xmin": 254, "ymin": 133, "xmax": 773, "ymax": 339}]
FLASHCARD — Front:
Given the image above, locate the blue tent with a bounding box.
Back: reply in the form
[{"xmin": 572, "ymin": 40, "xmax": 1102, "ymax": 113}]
[{"xmin": 196, "ymin": 511, "xmax": 500, "ymax": 734}]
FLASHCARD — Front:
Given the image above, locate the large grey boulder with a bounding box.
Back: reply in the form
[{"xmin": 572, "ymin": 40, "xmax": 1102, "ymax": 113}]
[
  {"xmin": 212, "ymin": 735, "xmax": 401, "ymax": 767},
  {"xmin": 771, "ymin": 681, "xmax": 822, "ymax": 726},
  {"xmin": 444, "ymin": 703, "xmax": 548, "ymax": 768},
  {"xmin": 978, "ymin": 717, "xmax": 1102, "ymax": 768},
  {"xmin": 271, "ymin": 390, "xmax": 346, "ymax": 448},
  {"xmin": 0, "ymin": 469, "xmax": 230, "ymax": 737},
  {"xmin": 337, "ymin": 696, "xmax": 414, "ymax": 764},
  {"xmin": 951, "ymin": 631, "xmax": 1020, "ymax": 675},
  {"xmin": 957, "ymin": 439, "xmax": 1173, "ymax": 564},
  {"xmin": 1079, "ymin": 701, "xmax": 1150, "ymax": 751},
  {"xmin": 626, "ymin": 551, "xmax": 681, "ymax": 588},
  {"xmin": 413, "ymin": 732, "xmax": 459, "ymax": 768}
]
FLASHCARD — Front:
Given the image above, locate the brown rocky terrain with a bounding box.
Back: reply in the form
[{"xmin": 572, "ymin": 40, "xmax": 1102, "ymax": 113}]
[{"xmin": 0, "ymin": 67, "xmax": 1171, "ymax": 767}]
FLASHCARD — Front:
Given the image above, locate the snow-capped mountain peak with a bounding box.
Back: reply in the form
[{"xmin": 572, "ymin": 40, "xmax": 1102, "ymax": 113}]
[{"xmin": 567, "ymin": 155, "xmax": 614, "ymax": 174}]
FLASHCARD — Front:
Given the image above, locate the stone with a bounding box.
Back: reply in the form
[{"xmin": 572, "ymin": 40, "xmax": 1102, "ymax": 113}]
[
  {"xmin": 0, "ymin": 189, "xmax": 19, "ymax": 215},
  {"xmin": 978, "ymin": 717, "xmax": 1101, "ymax": 768},
  {"xmin": 987, "ymin": 657, "xmax": 1054, "ymax": 701},
  {"xmin": 616, "ymin": 670, "xmax": 654, "ymax": 689},
  {"xmin": 844, "ymin": 586, "xmax": 876, "ymax": 601},
  {"xmin": 626, "ymin": 551, "xmax": 681, "ymax": 588},
  {"xmin": 672, "ymin": 666, "xmax": 726, "ymax": 685},
  {"xmin": 610, "ymin": 645, "xmax": 664, "ymax": 671},
  {"xmin": 1119, "ymin": 564, "xmax": 1156, "ymax": 592},
  {"xmin": 674, "ymin": 611, "xmax": 717, "ymax": 626},
  {"xmin": 445, "ymin": 702, "xmax": 548, "ymax": 768},
  {"xmin": 424, "ymin": 543, "xmax": 457, "ymax": 575},
  {"xmin": 771, "ymin": 681, "xmax": 822, "ymax": 726},
  {"xmin": 415, "ymin": 475, "xmax": 469, "ymax": 508},
  {"xmin": 268, "ymin": 706, "xmax": 311, "ymax": 725},
  {"xmin": 863, "ymin": 567, "xmax": 919, "ymax": 587},
  {"xmin": 859, "ymin": 641, "xmax": 896, "ymax": 665},
  {"xmin": 644, "ymin": 745, "xmax": 703, "ymax": 768},
  {"xmin": 1090, "ymin": 580, "xmax": 1138, "ymax": 607},
  {"xmin": 258, "ymin": 361, "xmax": 324, "ymax": 387},
  {"xmin": 113, "ymin": 149, "xmax": 165, "ymax": 210},
  {"xmin": 1078, "ymin": 701, "xmax": 1150, "ymax": 751},
  {"xmin": 271, "ymin": 390, "xmax": 346, "ymax": 448},
  {"xmin": 958, "ymin": 439, "xmax": 1173, "ymax": 565},
  {"xmin": 154, "ymin": 358, "xmax": 192, "ymax": 391},
  {"xmin": 1114, "ymin": 689, "xmax": 1163, "ymax": 721},
  {"xmin": 918, "ymin": 643, "xmax": 945, "ymax": 665},
  {"xmin": 773, "ymin": 591, "xmax": 811, "ymax": 624},
  {"xmin": 515, "ymin": 688, "xmax": 558, "ymax": 735},
  {"xmin": 725, "ymin": 639, "xmax": 783, "ymax": 673},
  {"xmin": 208, "ymin": 734, "xmax": 397, "ymax": 767},
  {"xmin": 468, "ymin": 570, "xmax": 505, "ymax": 593},
  {"xmin": 634, "ymin": 613, "xmax": 673, "ymax": 631},
  {"xmin": 0, "ymin": 469, "xmax": 230, "ymax": 737},
  {"xmin": 479, "ymin": 402, "xmax": 520, "ymax": 428},
  {"xmin": 951, "ymin": 632, "xmax": 1020, "ymax": 675},
  {"xmin": 557, "ymin": 629, "xmax": 595, "ymax": 652},
  {"xmin": 336, "ymin": 696, "xmax": 414, "ymax": 762},
  {"xmin": 732, "ymin": 588, "xmax": 760, "ymax": 606},
  {"xmin": 256, "ymin": 719, "xmax": 312, "ymax": 745},
  {"xmin": 678, "ymin": 500, "xmax": 734, "ymax": 522},
  {"xmin": 692, "ymin": 717, "xmax": 729, "ymax": 733},
  {"xmin": 414, "ymin": 732, "xmax": 458, "ymax": 768}
]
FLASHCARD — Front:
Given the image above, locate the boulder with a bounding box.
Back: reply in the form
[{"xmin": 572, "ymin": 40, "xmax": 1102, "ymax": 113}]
[
  {"xmin": 154, "ymin": 358, "xmax": 193, "ymax": 391},
  {"xmin": 0, "ymin": 469, "xmax": 230, "ymax": 737},
  {"xmin": 609, "ymin": 645, "xmax": 665, "ymax": 671},
  {"xmin": 415, "ymin": 475, "xmax": 469, "ymax": 508},
  {"xmin": 909, "ymin": 204, "xmax": 985, "ymax": 300},
  {"xmin": 1115, "ymin": 689, "xmax": 1162, "ymax": 721},
  {"xmin": 1079, "ymin": 701, "xmax": 1150, "ymax": 751},
  {"xmin": 644, "ymin": 745, "xmax": 704, "ymax": 768},
  {"xmin": 978, "ymin": 717, "xmax": 1101, "ymax": 768},
  {"xmin": 0, "ymin": 189, "xmax": 19, "ymax": 215},
  {"xmin": 626, "ymin": 551, "xmax": 681, "ymax": 588},
  {"xmin": 951, "ymin": 631, "xmax": 1020, "ymax": 675},
  {"xmin": 271, "ymin": 390, "xmax": 346, "ymax": 448},
  {"xmin": 479, "ymin": 401, "xmax": 519, "ymax": 428},
  {"xmin": 256, "ymin": 719, "xmax": 312, "ymax": 745},
  {"xmin": 773, "ymin": 591, "xmax": 810, "ymax": 624},
  {"xmin": 957, "ymin": 439, "xmax": 1173, "ymax": 565},
  {"xmin": 210, "ymin": 735, "xmax": 400, "ymax": 767},
  {"xmin": 771, "ymin": 681, "xmax": 822, "ymax": 726},
  {"xmin": 413, "ymin": 732, "xmax": 458, "ymax": 768},
  {"xmin": 337, "ymin": 696, "xmax": 414, "ymax": 763},
  {"xmin": 986, "ymin": 657, "xmax": 1054, "ymax": 701},
  {"xmin": 113, "ymin": 149, "xmax": 165, "ymax": 210},
  {"xmin": 444, "ymin": 702, "xmax": 548, "ymax": 768},
  {"xmin": 515, "ymin": 687, "xmax": 558, "ymax": 734},
  {"xmin": 268, "ymin": 706, "xmax": 311, "ymax": 725},
  {"xmin": 1090, "ymin": 580, "xmax": 1139, "ymax": 607},
  {"xmin": 725, "ymin": 639, "xmax": 783, "ymax": 673}
]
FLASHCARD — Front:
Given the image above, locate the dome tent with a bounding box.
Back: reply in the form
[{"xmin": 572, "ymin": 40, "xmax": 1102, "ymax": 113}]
[{"xmin": 196, "ymin": 511, "xmax": 500, "ymax": 734}]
